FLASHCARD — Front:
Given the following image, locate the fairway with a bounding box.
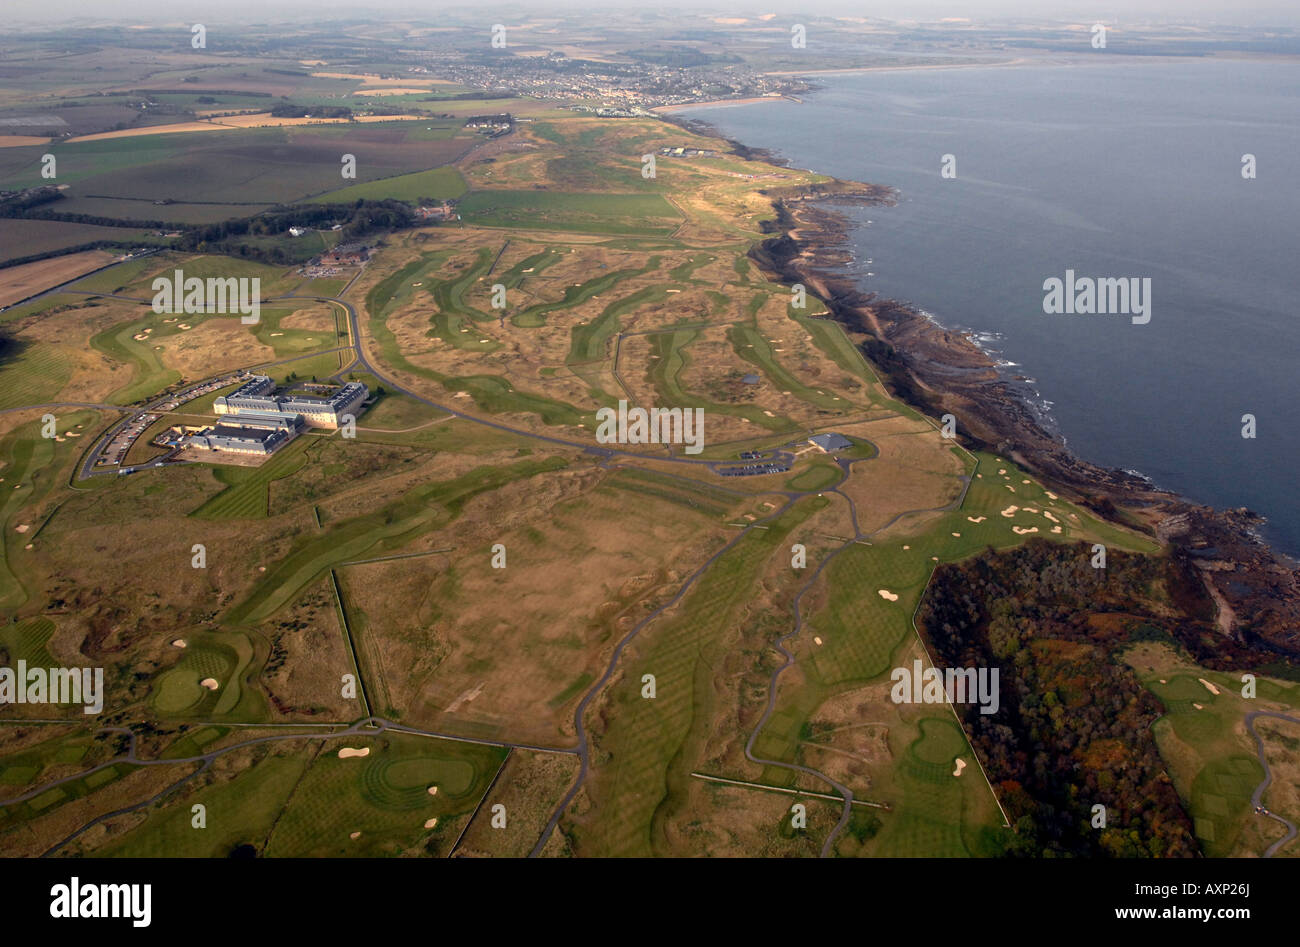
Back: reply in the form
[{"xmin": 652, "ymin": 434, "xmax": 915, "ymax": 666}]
[{"xmin": 457, "ymin": 190, "xmax": 682, "ymax": 236}]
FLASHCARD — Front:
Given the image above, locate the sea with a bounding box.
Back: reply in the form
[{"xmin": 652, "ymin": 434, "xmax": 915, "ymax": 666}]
[{"xmin": 683, "ymin": 60, "xmax": 1300, "ymax": 557}]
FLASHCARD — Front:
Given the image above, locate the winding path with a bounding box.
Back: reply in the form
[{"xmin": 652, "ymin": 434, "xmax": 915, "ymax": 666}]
[{"xmin": 1245, "ymin": 709, "xmax": 1300, "ymax": 858}]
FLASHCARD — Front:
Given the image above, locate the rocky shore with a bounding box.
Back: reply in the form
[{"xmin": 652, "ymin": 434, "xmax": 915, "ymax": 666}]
[{"xmin": 742, "ymin": 174, "xmax": 1300, "ymax": 662}]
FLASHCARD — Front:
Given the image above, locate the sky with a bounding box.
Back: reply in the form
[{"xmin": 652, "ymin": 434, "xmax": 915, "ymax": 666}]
[{"xmin": 6, "ymin": 0, "xmax": 1300, "ymax": 27}]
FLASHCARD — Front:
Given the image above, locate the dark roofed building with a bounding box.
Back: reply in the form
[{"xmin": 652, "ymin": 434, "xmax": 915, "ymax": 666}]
[{"xmin": 809, "ymin": 432, "xmax": 852, "ymax": 452}]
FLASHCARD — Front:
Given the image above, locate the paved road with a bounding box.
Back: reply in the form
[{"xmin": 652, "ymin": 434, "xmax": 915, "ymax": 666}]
[{"xmin": 1245, "ymin": 709, "xmax": 1300, "ymax": 857}]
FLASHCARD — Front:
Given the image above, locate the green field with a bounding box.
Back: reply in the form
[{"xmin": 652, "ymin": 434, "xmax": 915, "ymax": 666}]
[
  {"xmin": 307, "ymin": 166, "xmax": 467, "ymax": 204},
  {"xmin": 457, "ymin": 190, "xmax": 682, "ymax": 237}
]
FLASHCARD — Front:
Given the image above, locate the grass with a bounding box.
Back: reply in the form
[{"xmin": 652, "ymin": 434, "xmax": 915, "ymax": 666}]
[
  {"xmin": 101, "ymin": 752, "xmax": 308, "ymax": 858},
  {"xmin": 189, "ymin": 436, "xmax": 315, "ymax": 519},
  {"xmin": 568, "ymin": 284, "xmax": 675, "ymax": 364},
  {"xmin": 514, "ymin": 258, "xmax": 660, "ymax": 329},
  {"xmin": 0, "ymin": 342, "xmax": 71, "ymax": 411},
  {"xmin": 224, "ymin": 457, "xmax": 568, "ymax": 625},
  {"xmin": 457, "ymin": 190, "xmax": 682, "ymax": 237},
  {"xmin": 728, "ymin": 322, "xmax": 862, "ymax": 412},
  {"xmin": 365, "ymin": 269, "xmax": 590, "ymax": 426},
  {"xmin": 598, "ymin": 467, "xmax": 740, "ymax": 520},
  {"xmin": 1125, "ymin": 641, "xmax": 1300, "ymax": 856},
  {"xmin": 0, "ymin": 617, "xmax": 56, "ymax": 666},
  {"xmin": 785, "ymin": 463, "xmax": 842, "ymax": 492},
  {"xmin": 263, "ymin": 732, "xmax": 506, "ymax": 857},
  {"xmin": 645, "ymin": 328, "xmax": 797, "ymax": 432},
  {"xmin": 89, "ymin": 320, "xmax": 181, "ymax": 405},
  {"xmin": 577, "ymin": 498, "xmax": 820, "ymax": 856},
  {"xmin": 306, "ymin": 166, "xmax": 467, "ymax": 204}
]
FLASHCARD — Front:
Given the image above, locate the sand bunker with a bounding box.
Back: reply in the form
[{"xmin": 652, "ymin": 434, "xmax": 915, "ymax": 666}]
[
  {"xmin": 1198, "ymin": 678, "xmax": 1220, "ymax": 696},
  {"xmin": 1051, "ymin": 526, "xmax": 1062, "ymax": 534},
  {"xmin": 1000, "ymin": 506, "xmax": 1019, "ymax": 518},
  {"xmin": 813, "ymin": 636, "xmax": 823, "ymax": 646},
  {"xmin": 338, "ymin": 747, "xmax": 371, "ymax": 759},
  {"xmin": 424, "ymin": 818, "xmax": 438, "ymax": 829},
  {"xmin": 1005, "ymin": 485, "xmax": 1016, "ymax": 492},
  {"xmin": 1012, "ymin": 526, "xmax": 1039, "ymax": 535},
  {"xmin": 877, "ymin": 589, "xmax": 899, "ymax": 602},
  {"xmin": 952, "ymin": 758, "xmax": 967, "ymax": 777},
  {"xmin": 1046, "ymin": 491, "xmax": 1058, "ymax": 500},
  {"xmin": 998, "ymin": 469, "xmax": 1007, "ymax": 475},
  {"xmin": 1193, "ymin": 703, "xmax": 1204, "ymax": 710},
  {"xmin": 1043, "ymin": 511, "xmax": 1059, "ymax": 523},
  {"xmin": 172, "ymin": 638, "xmax": 187, "ymax": 648},
  {"xmin": 427, "ymin": 786, "xmax": 439, "ymax": 796},
  {"xmin": 350, "ymin": 831, "xmax": 361, "ymax": 840},
  {"xmin": 967, "ymin": 516, "xmax": 986, "ymax": 523},
  {"xmin": 14, "ymin": 524, "xmax": 29, "ymax": 533},
  {"xmin": 200, "ymin": 678, "xmax": 219, "ymax": 690}
]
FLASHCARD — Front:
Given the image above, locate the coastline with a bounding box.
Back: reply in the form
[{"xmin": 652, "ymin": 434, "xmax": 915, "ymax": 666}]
[
  {"xmin": 663, "ymin": 108, "xmax": 1300, "ymax": 661},
  {"xmin": 652, "ymin": 96, "xmax": 791, "ymax": 114}
]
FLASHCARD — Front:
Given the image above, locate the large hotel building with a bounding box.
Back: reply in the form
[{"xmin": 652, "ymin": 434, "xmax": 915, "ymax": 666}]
[{"xmin": 214, "ymin": 375, "xmax": 369, "ymax": 430}]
